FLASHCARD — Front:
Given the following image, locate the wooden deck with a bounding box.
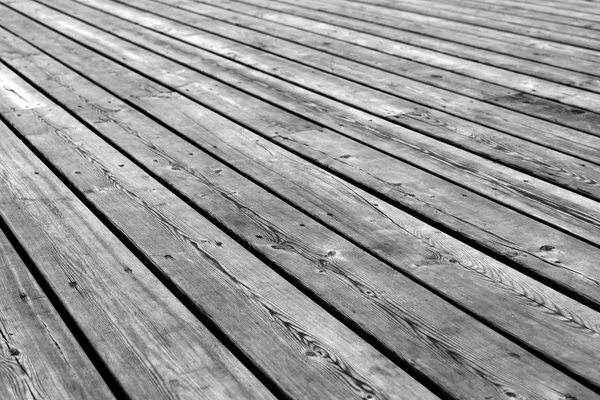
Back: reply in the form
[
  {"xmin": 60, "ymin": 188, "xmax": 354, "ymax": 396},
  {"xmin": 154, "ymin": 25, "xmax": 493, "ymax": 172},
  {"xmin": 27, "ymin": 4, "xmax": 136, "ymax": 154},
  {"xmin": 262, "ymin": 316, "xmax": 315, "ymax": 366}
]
[{"xmin": 1, "ymin": 0, "xmax": 600, "ymax": 398}]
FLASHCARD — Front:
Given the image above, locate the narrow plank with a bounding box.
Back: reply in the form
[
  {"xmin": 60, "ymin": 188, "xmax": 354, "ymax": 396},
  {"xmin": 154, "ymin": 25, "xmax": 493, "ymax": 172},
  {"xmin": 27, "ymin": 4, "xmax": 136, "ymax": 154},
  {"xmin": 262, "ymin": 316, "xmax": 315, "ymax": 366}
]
[
  {"xmin": 365, "ymin": 0, "xmax": 600, "ymax": 40},
  {"xmin": 5, "ymin": 7, "xmax": 600, "ymax": 390},
  {"xmin": 4, "ymin": 3, "xmax": 600, "ymax": 310},
  {"xmin": 23, "ymin": 0, "xmax": 600, "ymax": 248},
  {"xmin": 152, "ymin": 0, "xmax": 600, "ymax": 139},
  {"xmin": 3, "ymin": 39, "xmax": 591, "ymax": 398},
  {"xmin": 451, "ymin": 0, "xmax": 600, "ymax": 21},
  {"xmin": 346, "ymin": 0, "xmax": 600, "ymax": 51},
  {"xmin": 5, "ymin": 0, "xmax": 600, "ymax": 301},
  {"xmin": 420, "ymin": 0, "xmax": 600, "ymax": 29},
  {"xmin": 0, "ymin": 121, "xmax": 275, "ymax": 400},
  {"xmin": 2, "ymin": 39, "xmax": 597, "ymax": 400},
  {"xmin": 217, "ymin": 0, "xmax": 600, "ymax": 97},
  {"xmin": 68, "ymin": 0, "xmax": 600, "ymax": 178},
  {"xmin": 0, "ymin": 56, "xmax": 435, "ymax": 400},
  {"xmin": 260, "ymin": 0, "xmax": 600, "ymax": 68},
  {"xmin": 0, "ymin": 228, "xmax": 115, "ymax": 400}
]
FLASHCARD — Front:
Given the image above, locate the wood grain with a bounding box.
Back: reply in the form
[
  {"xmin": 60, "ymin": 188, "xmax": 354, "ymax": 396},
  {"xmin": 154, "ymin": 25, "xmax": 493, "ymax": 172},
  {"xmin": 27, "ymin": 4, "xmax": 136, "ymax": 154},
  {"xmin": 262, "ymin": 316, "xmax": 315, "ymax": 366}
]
[
  {"xmin": 372, "ymin": 0, "xmax": 600, "ymax": 40},
  {"xmin": 417, "ymin": 0, "xmax": 600, "ymax": 29},
  {"xmin": 3, "ymin": 6, "xmax": 600, "ymax": 391},
  {"xmin": 17, "ymin": 0, "xmax": 600, "ymax": 250},
  {"xmin": 0, "ymin": 121, "xmax": 276, "ymax": 400},
  {"xmin": 195, "ymin": 0, "xmax": 600, "ymax": 99},
  {"xmin": 189, "ymin": 0, "xmax": 600, "ymax": 137},
  {"xmin": 79, "ymin": 0, "xmax": 600, "ymax": 153},
  {"xmin": 2, "ymin": 27, "xmax": 598, "ymax": 400},
  {"xmin": 0, "ymin": 228, "xmax": 115, "ymax": 400},
  {"xmin": 346, "ymin": 0, "xmax": 600, "ymax": 51},
  {"xmin": 0, "ymin": 47, "xmax": 435, "ymax": 400},
  {"xmin": 260, "ymin": 0, "xmax": 600, "ymax": 67}
]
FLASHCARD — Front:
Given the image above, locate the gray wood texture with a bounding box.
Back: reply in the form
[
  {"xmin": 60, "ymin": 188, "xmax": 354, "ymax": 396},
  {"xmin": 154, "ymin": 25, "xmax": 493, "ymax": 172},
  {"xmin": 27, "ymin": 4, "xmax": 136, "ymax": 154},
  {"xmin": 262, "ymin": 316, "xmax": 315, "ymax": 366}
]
[
  {"xmin": 0, "ymin": 69, "xmax": 275, "ymax": 400},
  {"xmin": 1, "ymin": 24, "xmax": 597, "ymax": 400},
  {"xmin": 0, "ymin": 228, "xmax": 114, "ymax": 400},
  {"xmin": 0, "ymin": 35, "xmax": 436, "ymax": 400},
  {"xmin": 6, "ymin": 0, "xmax": 600, "ymax": 305},
  {"xmin": 2, "ymin": 0, "xmax": 600, "ymax": 398},
  {"xmin": 3, "ymin": 0, "xmax": 600, "ymax": 391}
]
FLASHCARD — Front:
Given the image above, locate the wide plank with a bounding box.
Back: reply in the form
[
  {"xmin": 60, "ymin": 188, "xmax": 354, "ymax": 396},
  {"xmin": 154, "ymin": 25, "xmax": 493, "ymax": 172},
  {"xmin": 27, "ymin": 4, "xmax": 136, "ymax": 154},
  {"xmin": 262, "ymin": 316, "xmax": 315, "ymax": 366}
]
[
  {"xmin": 147, "ymin": 0, "xmax": 600, "ymax": 139},
  {"xmin": 4, "ymin": 9, "xmax": 600, "ymax": 390},
  {"xmin": 0, "ymin": 228, "xmax": 115, "ymax": 400},
  {"xmin": 2, "ymin": 28, "xmax": 598, "ymax": 400},
  {"xmin": 5, "ymin": 3, "xmax": 600, "ymax": 308},
  {"xmin": 260, "ymin": 0, "xmax": 600, "ymax": 67},
  {"xmin": 0, "ymin": 120, "xmax": 275, "ymax": 400},
  {"xmin": 190, "ymin": 0, "xmax": 600, "ymax": 135},
  {"xmin": 0, "ymin": 56, "xmax": 435, "ymax": 400},
  {"xmin": 18, "ymin": 0, "xmax": 600, "ymax": 248},
  {"xmin": 75, "ymin": 0, "xmax": 600, "ymax": 143},
  {"xmin": 371, "ymin": 0, "xmax": 600, "ymax": 40},
  {"xmin": 346, "ymin": 0, "xmax": 600, "ymax": 51},
  {"xmin": 481, "ymin": 0, "xmax": 600, "ymax": 21},
  {"xmin": 420, "ymin": 0, "xmax": 600, "ymax": 29}
]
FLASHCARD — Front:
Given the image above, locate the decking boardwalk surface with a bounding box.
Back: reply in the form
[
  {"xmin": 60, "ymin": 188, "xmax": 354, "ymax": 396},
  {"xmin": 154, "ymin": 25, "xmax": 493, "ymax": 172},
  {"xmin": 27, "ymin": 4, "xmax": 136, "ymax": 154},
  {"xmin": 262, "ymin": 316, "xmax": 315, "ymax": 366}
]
[{"xmin": 2, "ymin": 0, "xmax": 600, "ymax": 399}]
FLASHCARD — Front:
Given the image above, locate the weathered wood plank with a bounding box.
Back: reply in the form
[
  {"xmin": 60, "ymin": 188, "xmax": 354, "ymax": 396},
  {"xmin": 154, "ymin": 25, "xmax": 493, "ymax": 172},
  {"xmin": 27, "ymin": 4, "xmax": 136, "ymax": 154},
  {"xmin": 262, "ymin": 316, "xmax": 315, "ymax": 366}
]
[
  {"xmin": 346, "ymin": 0, "xmax": 600, "ymax": 51},
  {"xmin": 76, "ymin": 0, "xmax": 600, "ymax": 142},
  {"xmin": 0, "ymin": 228, "xmax": 115, "ymax": 400},
  {"xmin": 368, "ymin": 0, "xmax": 600, "ymax": 40},
  {"xmin": 437, "ymin": 0, "xmax": 600, "ymax": 23},
  {"xmin": 0, "ymin": 120, "xmax": 276, "ymax": 400},
  {"xmin": 0, "ymin": 55, "xmax": 436, "ymax": 400},
  {"xmin": 19, "ymin": 0, "xmax": 600, "ymax": 248},
  {"xmin": 4, "ymin": 7, "xmax": 600, "ymax": 390},
  {"xmin": 4, "ymin": 2, "xmax": 600, "ymax": 307},
  {"xmin": 3, "ymin": 28, "xmax": 599, "ymax": 400},
  {"xmin": 146, "ymin": 0, "xmax": 600, "ymax": 139},
  {"xmin": 420, "ymin": 0, "xmax": 600, "ymax": 29},
  {"xmin": 211, "ymin": 0, "xmax": 600, "ymax": 100},
  {"xmin": 259, "ymin": 0, "xmax": 600, "ymax": 67}
]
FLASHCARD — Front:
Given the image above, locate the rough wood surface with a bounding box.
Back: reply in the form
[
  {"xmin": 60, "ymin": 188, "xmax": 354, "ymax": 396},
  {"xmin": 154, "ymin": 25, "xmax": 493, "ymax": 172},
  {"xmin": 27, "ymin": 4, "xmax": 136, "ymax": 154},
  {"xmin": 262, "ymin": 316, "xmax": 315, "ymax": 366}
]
[
  {"xmin": 262, "ymin": 0, "xmax": 600, "ymax": 66},
  {"xmin": 3, "ymin": 0, "xmax": 600, "ymax": 398},
  {"xmin": 1, "ymin": 26, "xmax": 598, "ymax": 400},
  {"xmin": 189, "ymin": 0, "xmax": 600, "ymax": 136},
  {"xmin": 418, "ymin": 0, "xmax": 600, "ymax": 28},
  {"xmin": 0, "ymin": 46, "xmax": 436, "ymax": 400},
  {"xmin": 371, "ymin": 0, "xmax": 600, "ymax": 40},
  {"xmin": 3, "ymin": 3, "xmax": 600, "ymax": 391},
  {"xmin": 79, "ymin": 0, "xmax": 600, "ymax": 152},
  {"xmin": 347, "ymin": 0, "xmax": 600, "ymax": 51},
  {"xmin": 0, "ymin": 228, "xmax": 114, "ymax": 400},
  {"xmin": 19, "ymin": 0, "xmax": 600, "ymax": 248},
  {"xmin": 0, "ymin": 121, "xmax": 276, "ymax": 400},
  {"xmin": 6, "ymin": 0, "xmax": 600, "ymax": 303}
]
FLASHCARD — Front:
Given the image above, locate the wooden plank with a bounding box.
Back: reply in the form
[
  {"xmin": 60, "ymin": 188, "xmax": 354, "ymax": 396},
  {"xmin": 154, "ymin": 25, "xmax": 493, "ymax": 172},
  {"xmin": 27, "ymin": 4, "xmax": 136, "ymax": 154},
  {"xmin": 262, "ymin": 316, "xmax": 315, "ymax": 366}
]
[
  {"xmin": 66, "ymin": 0, "xmax": 600, "ymax": 175},
  {"xmin": 0, "ymin": 228, "xmax": 115, "ymax": 400},
  {"xmin": 418, "ymin": 0, "xmax": 600, "ymax": 29},
  {"xmin": 259, "ymin": 0, "xmax": 600, "ymax": 67},
  {"xmin": 211, "ymin": 0, "xmax": 600, "ymax": 95},
  {"xmin": 22, "ymin": 0, "xmax": 600, "ymax": 248},
  {"xmin": 366, "ymin": 0, "xmax": 600, "ymax": 40},
  {"xmin": 149, "ymin": 0, "xmax": 600, "ymax": 139},
  {"xmin": 345, "ymin": 0, "xmax": 600, "ymax": 51},
  {"xmin": 3, "ymin": 36, "xmax": 598, "ymax": 400},
  {"xmin": 84, "ymin": 0, "xmax": 600, "ymax": 128},
  {"xmin": 457, "ymin": 0, "xmax": 600, "ymax": 21},
  {"xmin": 0, "ymin": 51, "xmax": 436, "ymax": 400},
  {"xmin": 6, "ymin": 0, "xmax": 599, "ymax": 301},
  {"xmin": 4, "ymin": 2, "xmax": 600, "ymax": 311},
  {"xmin": 5, "ymin": 6, "xmax": 600, "ymax": 391},
  {"xmin": 0, "ymin": 123, "xmax": 275, "ymax": 400}
]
